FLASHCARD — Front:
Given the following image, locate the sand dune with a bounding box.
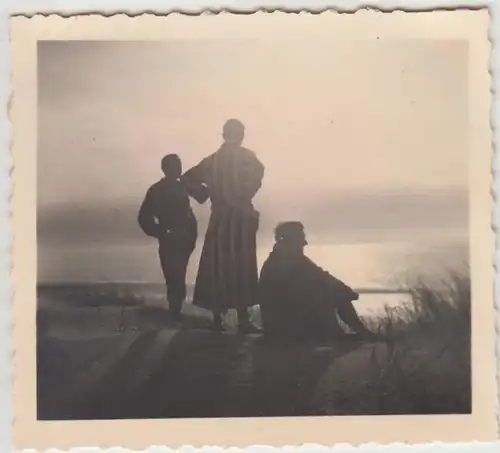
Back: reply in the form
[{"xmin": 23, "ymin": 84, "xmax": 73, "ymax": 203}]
[
  {"xmin": 37, "ymin": 300, "xmax": 383, "ymax": 419},
  {"xmin": 37, "ymin": 282, "xmax": 469, "ymax": 419}
]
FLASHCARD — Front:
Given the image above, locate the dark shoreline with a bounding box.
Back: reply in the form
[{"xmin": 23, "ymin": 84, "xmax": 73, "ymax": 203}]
[{"xmin": 37, "ymin": 282, "xmax": 410, "ymax": 294}]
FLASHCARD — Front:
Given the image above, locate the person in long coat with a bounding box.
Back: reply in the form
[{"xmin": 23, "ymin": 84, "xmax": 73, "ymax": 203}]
[
  {"xmin": 138, "ymin": 154, "xmax": 198, "ymax": 323},
  {"xmin": 182, "ymin": 119, "xmax": 264, "ymax": 333},
  {"xmin": 259, "ymin": 221, "xmax": 380, "ymax": 342}
]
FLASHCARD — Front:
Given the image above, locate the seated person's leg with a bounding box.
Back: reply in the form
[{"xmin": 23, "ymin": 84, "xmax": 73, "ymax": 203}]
[{"xmin": 311, "ymin": 300, "xmax": 346, "ymax": 340}]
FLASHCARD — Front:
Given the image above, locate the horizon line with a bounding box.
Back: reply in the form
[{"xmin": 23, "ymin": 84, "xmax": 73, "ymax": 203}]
[{"xmin": 37, "ymin": 281, "xmax": 410, "ymax": 294}]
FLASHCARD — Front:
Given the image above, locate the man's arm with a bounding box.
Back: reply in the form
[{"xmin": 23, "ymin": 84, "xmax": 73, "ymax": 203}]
[
  {"xmin": 137, "ymin": 188, "xmax": 159, "ymax": 238},
  {"xmin": 328, "ymin": 275, "xmax": 359, "ymax": 300},
  {"xmin": 249, "ymin": 157, "xmax": 265, "ymax": 199},
  {"xmin": 181, "ymin": 157, "xmax": 211, "ymax": 204},
  {"xmin": 304, "ymin": 257, "xmax": 359, "ymax": 300},
  {"xmin": 240, "ymin": 149, "xmax": 265, "ymax": 200}
]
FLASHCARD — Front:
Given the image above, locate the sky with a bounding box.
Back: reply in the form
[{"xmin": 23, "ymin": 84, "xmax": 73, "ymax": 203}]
[{"xmin": 37, "ymin": 39, "xmax": 469, "ymax": 283}]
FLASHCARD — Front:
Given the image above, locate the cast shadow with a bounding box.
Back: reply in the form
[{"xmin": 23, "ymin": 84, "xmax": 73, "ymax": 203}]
[{"xmin": 47, "ymin": 328, "xmax": 365, "ymax": 420}]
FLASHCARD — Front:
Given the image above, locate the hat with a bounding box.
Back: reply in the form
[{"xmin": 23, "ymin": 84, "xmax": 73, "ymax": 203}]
[{"xmin": 274, "ymin": 221, "xmax": 305, "ymax": 243}]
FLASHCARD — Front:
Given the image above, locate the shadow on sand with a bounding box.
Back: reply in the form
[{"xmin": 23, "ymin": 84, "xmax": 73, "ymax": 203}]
[{"xmin": 37, "ymin": 312, "xmax": 366, "ymax": 420}]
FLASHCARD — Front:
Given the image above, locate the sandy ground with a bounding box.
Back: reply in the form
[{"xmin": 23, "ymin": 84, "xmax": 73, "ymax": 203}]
[{"xmin": 37, "ymin": 299, "xmax": 390, "ymax": 420}]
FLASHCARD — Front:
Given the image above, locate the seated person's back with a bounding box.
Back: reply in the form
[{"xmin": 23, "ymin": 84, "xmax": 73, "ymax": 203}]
[{"xmin": 259, "ymin": 222, "xmax": 371, "ymax": 341}]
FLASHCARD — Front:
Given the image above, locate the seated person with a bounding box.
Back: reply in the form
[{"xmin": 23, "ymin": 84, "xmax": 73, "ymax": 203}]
[{"xmin": 258, "ymin": 221, "xmax": 380, "ymax": 342}]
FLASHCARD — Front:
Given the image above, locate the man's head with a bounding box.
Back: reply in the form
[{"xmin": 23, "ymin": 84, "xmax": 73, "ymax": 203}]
[
  {"xmin": 274, "ymin": 221, "xmax": 308, "ymax": 253},
  {"xmin": 161, "ymin": 154, "xmax": 182, "ymax": 180},
  {"xmin": 222, "ymin": 118, "xmax": 245, "ymax": 145}
]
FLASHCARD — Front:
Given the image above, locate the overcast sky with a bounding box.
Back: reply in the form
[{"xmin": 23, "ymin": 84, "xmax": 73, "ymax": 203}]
[{"xmin": 37, "ymin": 39, "xmax": 469, "ymax": 282}]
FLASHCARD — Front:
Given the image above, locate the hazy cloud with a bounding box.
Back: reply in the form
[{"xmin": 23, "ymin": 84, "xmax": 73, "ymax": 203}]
[
  {"xmin": 38, "ymin": 186, "xmax": 468, "ymax": 248},
  {"xmin": 37, "ymin": 40, "xmax": 469, "ymax": 281}
]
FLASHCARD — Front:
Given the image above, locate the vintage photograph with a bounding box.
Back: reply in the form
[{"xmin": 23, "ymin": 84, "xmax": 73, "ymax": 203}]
[
  {"xmin": 36, "ymin": 37, "xmax": 471, "ymax": 419},
  {"xmin": 11, "ymin": 10, "xmax": 496, "ymax": 449}
]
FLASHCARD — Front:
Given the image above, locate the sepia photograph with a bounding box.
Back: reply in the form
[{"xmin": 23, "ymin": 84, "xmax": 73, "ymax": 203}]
[
  {"xmin": 36, "ymin": 36, "xmax": 471, "ymax": 419},
  {"xmin": 11, "ymin": 10, "xmax": 496, "ymax": 449}
]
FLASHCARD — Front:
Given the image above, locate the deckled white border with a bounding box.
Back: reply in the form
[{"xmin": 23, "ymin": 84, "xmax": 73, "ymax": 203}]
[{"xmin": 2, "ymin": 0, "xmax": 499, "ymax": 452}]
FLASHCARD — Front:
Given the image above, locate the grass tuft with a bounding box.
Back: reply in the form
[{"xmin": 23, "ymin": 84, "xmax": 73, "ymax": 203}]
[{"xmin": 362, "ymin": 267, "xmax": 471, "ymax": 414}]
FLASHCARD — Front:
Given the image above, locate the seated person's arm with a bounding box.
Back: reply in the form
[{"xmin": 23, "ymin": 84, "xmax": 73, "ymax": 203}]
[
  {"xmin": 328, "ymin": 275, "xmax": 359, "ymax": 300},
  {"xmin": 304, "ymin": 257, "xmax": 359, "ymax": 300}
]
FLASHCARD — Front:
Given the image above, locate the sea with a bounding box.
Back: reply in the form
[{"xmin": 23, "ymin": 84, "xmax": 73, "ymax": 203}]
[{"xmin": 38, "ymin": 238, "xmax": 468, "ymax": 319}]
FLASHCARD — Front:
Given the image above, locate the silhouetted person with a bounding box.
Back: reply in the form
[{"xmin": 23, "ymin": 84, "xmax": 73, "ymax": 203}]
[
  {"xmin": 138, "ymin": 154, "xmax": 197, "ymax": 323},
  {"xmin": 182, "ymin": 119, "xmax": 264, "ymax": 334},
  {"xmin": 259, "ymin": 222, "xmax": 379, "ymax": 342}
]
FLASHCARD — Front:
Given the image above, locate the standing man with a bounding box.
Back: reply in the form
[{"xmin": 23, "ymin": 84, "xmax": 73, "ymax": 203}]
[
  {"xmin": 182, "ymin": 119, "xmax": 264, "ymax": 333},
  {"xmin": 138, "ymin": 154, "xmax": 198, "ymax": 324}
]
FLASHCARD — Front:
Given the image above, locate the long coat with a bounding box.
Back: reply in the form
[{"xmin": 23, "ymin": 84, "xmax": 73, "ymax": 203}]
[{"xmin": 182, "ymin": 142, "xmax": 265, "ymax": 314}]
